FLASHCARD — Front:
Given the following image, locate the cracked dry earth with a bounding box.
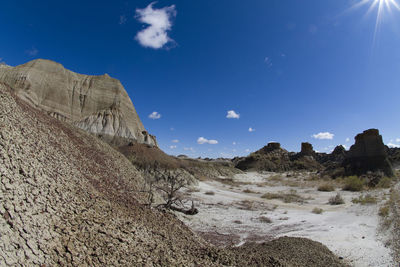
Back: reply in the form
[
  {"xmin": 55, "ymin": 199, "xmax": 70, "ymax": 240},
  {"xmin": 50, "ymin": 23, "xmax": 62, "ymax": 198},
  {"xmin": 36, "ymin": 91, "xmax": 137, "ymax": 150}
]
[{"xmin": 0, "ymin": 83, "xmax": 345, "ymax": 266}]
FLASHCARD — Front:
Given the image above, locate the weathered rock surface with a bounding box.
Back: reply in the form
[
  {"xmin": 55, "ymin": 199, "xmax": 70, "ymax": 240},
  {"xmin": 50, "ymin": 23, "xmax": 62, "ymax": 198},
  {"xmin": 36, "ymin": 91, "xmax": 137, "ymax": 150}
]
[
  {"xmin": 0, "ymin": 59, "xmax": 156, "ymax": 146},
  {"xmin": 342, "ymin": 129, "xmax": 394, "ymax": 177},
  {"xmin": 0, "ymin": 83, "xmax": 345, "ymax": 266}
]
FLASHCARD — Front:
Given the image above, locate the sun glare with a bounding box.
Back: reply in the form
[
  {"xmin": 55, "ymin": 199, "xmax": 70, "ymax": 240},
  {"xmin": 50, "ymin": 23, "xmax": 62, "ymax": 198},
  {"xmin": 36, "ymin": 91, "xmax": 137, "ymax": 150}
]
[{"xmin": 351, "ymin": 0, "xmax": 400, "ymax": 42}]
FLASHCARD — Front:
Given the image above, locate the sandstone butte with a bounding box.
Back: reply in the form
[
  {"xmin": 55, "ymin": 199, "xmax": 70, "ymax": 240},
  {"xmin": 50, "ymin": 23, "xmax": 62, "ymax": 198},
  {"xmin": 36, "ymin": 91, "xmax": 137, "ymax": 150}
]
[{"xmin": 0, "ymin": 59, "xmax": 157, "ymax": 146}]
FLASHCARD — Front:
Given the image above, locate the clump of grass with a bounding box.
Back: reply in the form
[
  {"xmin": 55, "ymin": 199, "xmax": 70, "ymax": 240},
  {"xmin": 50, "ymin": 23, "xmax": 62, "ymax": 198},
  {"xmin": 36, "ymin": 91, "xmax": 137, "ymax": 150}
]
[
  {"xmin": 376, "ymin": 177, "xmax": 392, "ymax": 189},
  {"xmin": 352, "ymin": 194, "xmax": 377, "ymax": 205},
  {"xmin": 317, "ymin": 184, "xmax": 335, "ymax": 192},
  {"xmin": 259, "ymin": 216, "xmax": 272, "ymax": 223},
  {"xmin": 379, "ymin": 205, "xmax": 390, "ymax": 217},
  {"xmin": 243, "ymin": 189, "xmax": 256, "ymax": 194},
  {"xmin": 312, "ymin": 207, "xmax": 324, "ymax": 214},
  {"xmin": 269, "ymin": 175, "xmax": 284, "ymax": 182},
  {"xmin": 261, "ymin": 189, "xmax": 306, "ymax": 203},
  {"xmin": 187, "ymin": 187, "xmax": 200, "ymax": 193},
  {"xmin": 233, "ymin": 220, "xmax": 242, "ymax": 224},
  {"xmin": 343, "ymin": 176, "xmax": 365, "ymax": 192},
  {"xmin": 205, "ymin": 191, "xmax": 215, "ymax": 195},
  {"xmin": 329, "ymin": 193, "xmax": 345, "ymax": 205}
]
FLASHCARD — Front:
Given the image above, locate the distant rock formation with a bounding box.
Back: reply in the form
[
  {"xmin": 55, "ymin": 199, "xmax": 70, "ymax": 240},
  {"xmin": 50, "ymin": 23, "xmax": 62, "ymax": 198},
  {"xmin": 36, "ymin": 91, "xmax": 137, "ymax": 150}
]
[
  {"xmin": 342, "ymin": 129, "xmax": 394, "ymax": 177},
  {"xmin": 300, "ymin": 142, "xmax": 315, "ymax": 157},
  {"xmin": 0, "ymin": 59, "xmax": 157, "ymax": 146},
  {"xmin": 234, "ymin": 142, "xmax": 322, "ymax": 172}
]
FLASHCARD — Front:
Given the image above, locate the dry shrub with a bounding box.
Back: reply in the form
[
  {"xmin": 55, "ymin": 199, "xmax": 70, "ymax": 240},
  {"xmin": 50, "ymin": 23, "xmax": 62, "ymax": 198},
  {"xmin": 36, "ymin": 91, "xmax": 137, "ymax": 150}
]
[
  {"xmin": 259, "ymin": 216, "xmax": 272, "ymax": 223},
  {"xmin": 329, "ymin": 193, "xmax": 344, "ymax": 205},
  {"xmin": 233, "ymin": 220, "xmax": 243, "ymax": 224},
  {"xmin": 312, "ymin": 207, "xmax": 324, "ymax": 214},
  {"xmin": 342, "ymin": 176, "xmax": 364, "ymax": 191},
  {"xmin": 376, "ymin": 177, "xmax": 392, "ymax": 188},
  {"xmin": 205, "ymin": 191, "xmax": 215, "ymax": 195},
  {"xmin": 261, "ymin": 189, "xmax": 307, "ymax": 203},
  {"xmin": 243, "ymin": 189, "xmax": 256, "ymax": 193},
  {"xmin": 317, "ymin": 184, "xmax": 335, "ymax": 192},
  {"xmin": 352, "ymin": 194, "xmax": 377, "ymax": 205}
]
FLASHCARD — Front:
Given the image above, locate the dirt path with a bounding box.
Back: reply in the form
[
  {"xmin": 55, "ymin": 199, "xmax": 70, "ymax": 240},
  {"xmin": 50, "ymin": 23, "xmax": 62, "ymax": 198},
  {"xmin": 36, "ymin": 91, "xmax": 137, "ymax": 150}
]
[{"xmin": 177, "ymin": 172, "xmax": 395, "ymax": 267}]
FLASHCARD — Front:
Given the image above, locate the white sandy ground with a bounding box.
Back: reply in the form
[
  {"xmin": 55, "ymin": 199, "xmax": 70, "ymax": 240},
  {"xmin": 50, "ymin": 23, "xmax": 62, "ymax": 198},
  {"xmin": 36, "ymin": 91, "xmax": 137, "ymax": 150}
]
[{"xmin": 176, "ymin": 172, "xmax": 396, "ymax": 267}]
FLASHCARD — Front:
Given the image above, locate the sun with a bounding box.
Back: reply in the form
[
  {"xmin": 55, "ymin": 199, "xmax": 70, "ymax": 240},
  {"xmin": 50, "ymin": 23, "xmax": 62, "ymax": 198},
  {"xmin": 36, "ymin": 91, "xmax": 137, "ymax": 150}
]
[{"xmin": 350, "ymin": 0, "xmax": 400, "ymax": 41}]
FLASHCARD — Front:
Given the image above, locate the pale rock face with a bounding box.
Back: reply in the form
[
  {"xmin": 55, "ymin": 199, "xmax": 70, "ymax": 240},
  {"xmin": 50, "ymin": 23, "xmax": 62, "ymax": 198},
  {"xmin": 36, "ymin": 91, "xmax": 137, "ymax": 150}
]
[{"xmin": 0, "ymin": 59, "xmax": 157, "ymax": 146}]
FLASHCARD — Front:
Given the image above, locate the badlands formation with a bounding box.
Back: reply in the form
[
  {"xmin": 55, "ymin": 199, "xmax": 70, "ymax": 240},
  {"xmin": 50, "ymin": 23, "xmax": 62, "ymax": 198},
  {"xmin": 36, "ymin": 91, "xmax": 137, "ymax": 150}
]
[
  {"xmin": 1, "ymin": 59, "xmax": 399, "ymax": 266},
  {"xmin": 0, "ymin": 59, "xmax": 156, "ymax": 146}
]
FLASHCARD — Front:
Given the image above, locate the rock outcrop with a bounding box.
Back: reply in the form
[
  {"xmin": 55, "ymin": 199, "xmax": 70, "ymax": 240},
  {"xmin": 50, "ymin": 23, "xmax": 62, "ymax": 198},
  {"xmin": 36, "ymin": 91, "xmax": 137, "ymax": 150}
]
[
  {"xmin": 0, "ymin": 59, "xmax": 156, "ymax": 146},
  {"xmin": 342, "ymin": 129, "xmax": 394, "ymax": 177},
  {"xmin": 234, "ymin": 142, "xmax": 322, "ymax": 172},
  {"xmin": 299, "ymin": 142, "xmax": 315, "ymax": 157}
]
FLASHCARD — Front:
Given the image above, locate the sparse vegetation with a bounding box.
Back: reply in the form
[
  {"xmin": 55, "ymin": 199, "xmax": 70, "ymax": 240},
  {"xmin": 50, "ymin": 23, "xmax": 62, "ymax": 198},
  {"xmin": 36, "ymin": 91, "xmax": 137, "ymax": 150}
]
[
  {"xmin": 376, "ymin": 176, "xmax": 392, "ymax": 188},
  {"xmin": 352, "ymin": 194, "xmax": 377, "ymax": 205},
  {"xmin": 329, "ymin": 193, "xmax": 345, "ymax": 205},
  {"xmin": 317, "ymin": 184, "xmax": 335, "ymax": 192},
  {"xmin": 205, "ymin": 191, "xmax": 215, "ymax": 195},
  {"xmin": 258, "ymin": 216, "xmax": 272, "ymax": 223},
  {"xmin": 342, "ymin": 176, "xmax": 365, "ymax": 192},
  {"xmin": 269, "ymin": 175, "xmax": 284, "ymax": 182},
  {"xmin": 261, "ymin": 189, "xmax": 307, "ymax": 203},
  {"xmin": 379, "ymin": 205, "xmax": 390, "ymax": 217},
  {"xmin": 243, "ymin": 189, "xmax": 256, "ymax": 193},
  {"xmin": 312, "ymin": 207, "xmax": 324, "ymax": 214}
]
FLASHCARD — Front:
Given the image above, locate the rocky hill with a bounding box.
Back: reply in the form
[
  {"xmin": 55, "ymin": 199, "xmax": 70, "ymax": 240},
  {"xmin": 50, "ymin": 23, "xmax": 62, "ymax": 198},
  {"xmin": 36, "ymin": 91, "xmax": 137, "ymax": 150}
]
[{"xmin": 0, "ymin": 59, "xmax": 156, "ymax": 146}]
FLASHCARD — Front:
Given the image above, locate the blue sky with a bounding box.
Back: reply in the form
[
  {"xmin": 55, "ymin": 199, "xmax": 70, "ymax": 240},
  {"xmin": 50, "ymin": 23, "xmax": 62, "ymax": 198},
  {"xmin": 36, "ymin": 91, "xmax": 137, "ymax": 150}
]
[{"xmin": 1, "ymin": 0, "xmax": 400, "ymax": 157}]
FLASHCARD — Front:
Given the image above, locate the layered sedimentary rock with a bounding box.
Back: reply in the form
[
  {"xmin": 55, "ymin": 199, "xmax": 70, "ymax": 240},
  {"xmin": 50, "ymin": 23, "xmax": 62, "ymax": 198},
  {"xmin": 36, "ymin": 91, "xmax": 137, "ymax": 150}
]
[
  {"xmin": 342, "ymin": 129, "xmax": 394, "ymax": 177},
  {"xmin": 0, "ymin": 59, "xmax": 156, "ymax": 146}
]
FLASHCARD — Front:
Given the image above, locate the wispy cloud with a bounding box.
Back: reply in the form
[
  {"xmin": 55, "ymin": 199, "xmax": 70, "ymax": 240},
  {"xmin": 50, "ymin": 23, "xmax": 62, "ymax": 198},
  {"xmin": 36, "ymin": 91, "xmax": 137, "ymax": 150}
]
[
  {"xmin": 26, "ymin": 47, "xmax": 38, "ymax": 56},
  {"xmin": 197, "ymin": 137, "xmax": 218, "ymax": 145},
  {"xmin": 264, "ymin": 57, "xmax": 272, "ymax": 67},
  {"xmin": 232, "ymin": 142, "xmax": 236, "ymax": 145},
  {"xmin": 171, "ymin": 139, "xmax": 179, "ymax": 143},
  {"xmin": 119, "ymin": 15, "xmax": 127, "ymax": 25},
  {"xmin": 184, "ymin": 147, "xmax": 194, "ymax": 152},
  {"xmin": 148, "ymin": 111, "xmax": 161, "ymax": 119},
  {"xmin": 396, "ymin": 138, "xmax": 400, "ymax": 143},
  {"xmin": 169, "ymin": 145, "xmax": 177, "ymax": 149},
  {"xmin": 135, "ymin": 2, "xmax": 176, "ymax": 49},
  {"xmin": 245, "ymin": 149, "xmax": 250, "ymax": 153},
  {"xmin": 226, "ymin": 110, "xmax": 240, "ymax": 119},
  {"xmin": 345, "ymin": 137, "xmax": 350, "ymax": 142},
  {"xmin": 248, "ymin": 127, "xmax": 255, "ymax": 132},
  {"xmin": 312, "ymin": 132, "xmax": 334, "ymax": 140}
]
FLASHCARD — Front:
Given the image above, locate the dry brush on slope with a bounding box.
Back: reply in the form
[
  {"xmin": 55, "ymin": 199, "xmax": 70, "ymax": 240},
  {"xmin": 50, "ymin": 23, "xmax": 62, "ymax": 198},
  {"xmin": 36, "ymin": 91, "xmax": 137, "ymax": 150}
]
[{"xmin": 0, "ymin": 83, "xmax": 345, "ymax": 266}]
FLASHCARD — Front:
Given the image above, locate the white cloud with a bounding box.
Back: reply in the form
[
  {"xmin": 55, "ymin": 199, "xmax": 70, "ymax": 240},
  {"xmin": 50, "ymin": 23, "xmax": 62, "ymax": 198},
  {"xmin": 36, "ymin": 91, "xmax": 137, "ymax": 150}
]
[
  {"xmin": 312, "ymin": 132, "xmax": 334, "ymax": 140},
  {"xmin": 345, "ymin": 137, "xmax": 350, "ymax": 142},
  {"xmin": 26, "ymin": 47, "xmax": 38, "ymax": 56},
  {"xmin": 245, "ymin": 149, "xmax": 250, "ymax": 153},
  {"xmin": 170, "ymin": 127, "xmax": 175, "ymax": 131},
  {"xmin": 184, "ymin": 147, "xmax": 194, "ymax": 152},
  {"xmin": 148, "ymin": 111, "xmax": 161, "ymax": 119},
  {"xmin": 388, "ymin": 143, "xmax": 400, "ymax": 148},
  {"xmin": 248, "ymin": 127, "xmax": 255, "ymax": 132},
  {"xmin": 197, "ymin": 137, "xmax": 218, "ymax": 145},
  {"xmin": 169, "ymin": 145, "xmax": 177, "ymax": 149},
  {"xmin": 119, "ymin": 15, "xmax": 127, "ymax": 25},
  {"xmin": 171, "ymin": 139, "xmax": 179, "ymax": 143},
  {"xmin": 226, "ymin": 110, "xmax": 240, "ymax": 119},
  {"xmin": 232, "ymin": 142, "xmax": 236, "ymax": 145},
  {"xmin": 396, "ymin": 138, "xmax": 400, "ymax": 143},
  {"xmin": 135, "ymin": 2, "xmax": 176, "ymax": 49},
  {"xmin": 264, "ymin": 57, "xmax": 272, "ymax": 67}
]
